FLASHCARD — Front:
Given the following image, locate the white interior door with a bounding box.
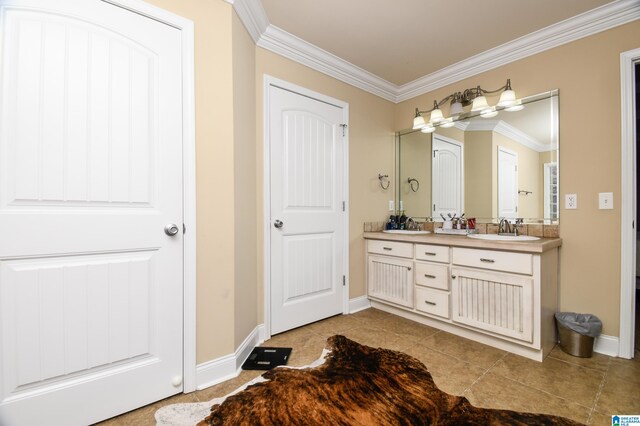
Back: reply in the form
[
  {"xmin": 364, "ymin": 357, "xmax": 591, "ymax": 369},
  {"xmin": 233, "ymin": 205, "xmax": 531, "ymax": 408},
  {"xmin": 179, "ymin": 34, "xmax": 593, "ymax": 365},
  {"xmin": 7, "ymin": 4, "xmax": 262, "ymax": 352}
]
[
  {"xmin": 432, "ymin": 135, "xmax": 463, "ymax": 219},
  {"xmin": 269, "ymin": 84, "xmax": 346, "ymax": 335},
  {"xmin": 498, "ymin": 147, "xmax": 519, "ymax": 219},
  {"xmin": 0, "ymin": 1, "xmax": 184, "ymax": 424}
]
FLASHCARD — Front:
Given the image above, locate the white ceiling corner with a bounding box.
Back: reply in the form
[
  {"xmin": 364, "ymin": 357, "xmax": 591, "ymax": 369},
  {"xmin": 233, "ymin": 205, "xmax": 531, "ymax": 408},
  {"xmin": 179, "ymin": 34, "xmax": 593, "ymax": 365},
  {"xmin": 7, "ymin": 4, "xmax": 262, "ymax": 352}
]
[{"xmin": 233, "ymin": 0, "xmax": 640, "ymax": 104}]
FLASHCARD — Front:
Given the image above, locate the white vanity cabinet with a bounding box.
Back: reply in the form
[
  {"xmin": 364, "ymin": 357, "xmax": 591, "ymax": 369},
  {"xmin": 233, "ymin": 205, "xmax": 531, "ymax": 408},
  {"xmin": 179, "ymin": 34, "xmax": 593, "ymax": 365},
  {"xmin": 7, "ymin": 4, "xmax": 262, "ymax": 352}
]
[{"xmin": 365, "ymin": 233, "xmax": 561, "ymax": 361}]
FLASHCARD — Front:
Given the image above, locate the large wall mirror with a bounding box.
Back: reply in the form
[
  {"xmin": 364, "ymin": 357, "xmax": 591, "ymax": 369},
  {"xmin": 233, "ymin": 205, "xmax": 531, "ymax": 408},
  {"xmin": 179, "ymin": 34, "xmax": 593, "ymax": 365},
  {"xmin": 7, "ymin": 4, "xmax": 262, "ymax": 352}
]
[{"xmin": 396, "ymin": 90, "xmax": 559, "ymax": 223}]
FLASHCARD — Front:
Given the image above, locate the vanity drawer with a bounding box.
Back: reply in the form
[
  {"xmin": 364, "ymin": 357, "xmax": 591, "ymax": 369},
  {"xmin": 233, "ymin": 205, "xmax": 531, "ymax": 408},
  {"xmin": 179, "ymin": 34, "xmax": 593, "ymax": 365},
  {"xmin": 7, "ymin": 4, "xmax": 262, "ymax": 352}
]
[
  {"xmin": 415, "ymin": 244, "xmax": 449, "ymax": 263},
  {"xmin": 367, "ymin": 240, "xmax": 413, "ymax": 258},
  {"xmin": 415, "ymin": 287, "xmax": 449, "ymax": 318},
  {"xmin": 415, "ymin": 262, "xmax": 449, "ymax": 290},
  {"xmin": 452, "ymin": 247, "xmax": 533, "ymax": 275}
]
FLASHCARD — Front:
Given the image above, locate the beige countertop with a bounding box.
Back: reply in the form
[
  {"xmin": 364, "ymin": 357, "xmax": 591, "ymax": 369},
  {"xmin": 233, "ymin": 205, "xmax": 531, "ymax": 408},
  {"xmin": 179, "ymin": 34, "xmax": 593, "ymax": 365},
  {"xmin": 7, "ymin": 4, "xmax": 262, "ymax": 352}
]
[{"xmin": 363, "ymin": 231, "xmax": 562, "ymax": 253}]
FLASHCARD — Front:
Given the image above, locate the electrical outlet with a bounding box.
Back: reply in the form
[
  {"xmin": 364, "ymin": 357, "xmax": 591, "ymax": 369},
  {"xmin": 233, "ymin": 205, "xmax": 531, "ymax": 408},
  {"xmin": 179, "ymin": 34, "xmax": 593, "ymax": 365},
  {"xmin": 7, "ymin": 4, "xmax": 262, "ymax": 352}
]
[
  {"xmin": 565, "ymin": 194, "xmax": 577, "ymax": 209},
  {"xmin": 599, "ymin": 192, "xmax": 613, "ymax": 209},
  {"xmin": 388, "ymin": 200, "xmax": 394, "ymax": 211}
]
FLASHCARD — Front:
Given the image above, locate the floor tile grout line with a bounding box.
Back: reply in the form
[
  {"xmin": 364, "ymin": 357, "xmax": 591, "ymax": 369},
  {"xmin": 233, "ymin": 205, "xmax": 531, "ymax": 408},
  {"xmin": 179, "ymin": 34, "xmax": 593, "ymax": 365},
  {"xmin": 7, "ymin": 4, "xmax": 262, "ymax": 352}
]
[
  {"xmin": 586, "ymin": 356, "xmax": 612, "ymax": 424},
  {"xmin": 465, "ymin": 369, "xmax": 593, "ymax": 421},
  {"xmin": 463, "ymin": 351, "xmax": 509, "ymax": 395},
  {"xmin": 546, "ymin": 352, "xmax": 610, "ymax": 373}
]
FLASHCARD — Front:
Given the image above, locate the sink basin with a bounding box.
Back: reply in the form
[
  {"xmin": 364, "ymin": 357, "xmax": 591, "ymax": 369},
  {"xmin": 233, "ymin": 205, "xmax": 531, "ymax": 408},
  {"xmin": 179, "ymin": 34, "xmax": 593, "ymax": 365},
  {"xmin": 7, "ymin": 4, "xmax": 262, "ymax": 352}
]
[
  {"xmin": 467, "ymin": 234, "xmax": 540, "ymax": 241},
  {"xmin": 382, "ymin": 230, "xmax": 431, "ymax": 235}
]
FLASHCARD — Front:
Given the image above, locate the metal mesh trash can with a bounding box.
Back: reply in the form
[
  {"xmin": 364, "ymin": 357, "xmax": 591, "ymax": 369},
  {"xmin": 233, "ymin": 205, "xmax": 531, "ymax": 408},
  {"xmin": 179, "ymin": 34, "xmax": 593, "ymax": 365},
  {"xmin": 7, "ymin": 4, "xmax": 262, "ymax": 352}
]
[{"xmin": 555, "ymin": 312, "xmax": 602, "ymax": 358}]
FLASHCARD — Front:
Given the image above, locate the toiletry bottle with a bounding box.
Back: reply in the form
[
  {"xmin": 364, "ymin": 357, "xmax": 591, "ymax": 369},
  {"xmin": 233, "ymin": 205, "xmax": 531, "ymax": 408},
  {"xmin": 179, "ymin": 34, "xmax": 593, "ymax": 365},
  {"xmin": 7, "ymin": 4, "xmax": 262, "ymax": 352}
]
[
  {"xmin": 385, "ymin": 215, "xmax": 395, "ymax": 230},
  {"xmin": 398, "ymin": 211, "xmax": 407, "ymax": 230}
]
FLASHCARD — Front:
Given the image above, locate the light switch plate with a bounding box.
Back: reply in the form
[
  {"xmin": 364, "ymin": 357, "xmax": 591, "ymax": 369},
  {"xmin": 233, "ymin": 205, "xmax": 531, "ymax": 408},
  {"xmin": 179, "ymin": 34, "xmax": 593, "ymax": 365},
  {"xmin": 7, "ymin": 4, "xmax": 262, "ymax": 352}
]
[
  {"xmin": 599, "ymin": 192, "xmax": 613, "ymax": 209},
  {"xmin": 388, "ymin": 200, "xmax": 394, "ymax": 211},
  {"xmin": 565, "ymin": 194, "xmax": 577, "ymax": 209}
]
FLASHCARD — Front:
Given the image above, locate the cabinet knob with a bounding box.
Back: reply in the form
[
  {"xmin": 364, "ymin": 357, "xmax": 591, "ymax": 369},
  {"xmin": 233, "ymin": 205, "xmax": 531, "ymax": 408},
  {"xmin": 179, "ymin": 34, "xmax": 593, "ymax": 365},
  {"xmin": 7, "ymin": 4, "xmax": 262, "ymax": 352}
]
[
  {"xmin": 451, "ymin": 275, "xmax": 456, "ymax": 279},
  {"xmin": 407, "ymin": 267, "xmax": 412, "ymax": 271}
]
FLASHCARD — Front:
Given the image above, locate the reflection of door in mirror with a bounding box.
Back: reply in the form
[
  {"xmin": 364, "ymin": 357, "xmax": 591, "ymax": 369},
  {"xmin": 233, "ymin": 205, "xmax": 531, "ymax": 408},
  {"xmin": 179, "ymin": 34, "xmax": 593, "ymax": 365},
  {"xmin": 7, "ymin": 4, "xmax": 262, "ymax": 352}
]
[
  {"xmin": 498, "ymin": 147, "xmax": 518, "ymax": 219},
  {"xmin": 432, "ymin": 135, "xmax": 463, "ymax": 218}
]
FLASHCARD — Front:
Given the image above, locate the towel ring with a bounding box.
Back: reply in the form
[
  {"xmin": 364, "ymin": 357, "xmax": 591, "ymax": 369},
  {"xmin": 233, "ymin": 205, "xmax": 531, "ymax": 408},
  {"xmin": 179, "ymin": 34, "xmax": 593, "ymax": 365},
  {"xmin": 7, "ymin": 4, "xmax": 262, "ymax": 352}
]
[
  {"xmin": 378, "ymin": 174, "xmax": 390, "ymax": 190},
  {"xmin": 408, "ymin": 178, "xmax": 420, "ymax": 192}
]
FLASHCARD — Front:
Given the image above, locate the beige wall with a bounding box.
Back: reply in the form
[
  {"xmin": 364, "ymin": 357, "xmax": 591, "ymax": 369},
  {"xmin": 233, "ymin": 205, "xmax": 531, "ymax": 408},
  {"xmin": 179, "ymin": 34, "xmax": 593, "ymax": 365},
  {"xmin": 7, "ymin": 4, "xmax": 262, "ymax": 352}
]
[
  {"xmin": 232, "ymin": 13, "xmax": 258, "ymax": 348},
  {"xmin": 255, "ymin": 49, "xmax": 396, "ymax": 319},
  {"xmin": 141, "ymin": 1, "xmax": 639, "ymax": 366},
  {"xmin": 143, "ymin": 0, "xmax": 237, "ymax": 362},
  {"xmin": 396, "ymin": 20, "xmax": 640, "ymax": 336}
]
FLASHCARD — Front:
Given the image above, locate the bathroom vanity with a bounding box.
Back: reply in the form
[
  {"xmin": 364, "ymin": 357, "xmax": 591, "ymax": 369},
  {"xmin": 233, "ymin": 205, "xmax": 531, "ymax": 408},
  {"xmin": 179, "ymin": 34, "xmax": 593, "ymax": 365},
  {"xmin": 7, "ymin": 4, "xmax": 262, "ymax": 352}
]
[{"xmin": 364, "ymin": 232, "xmax": 562, "ymax": 361}]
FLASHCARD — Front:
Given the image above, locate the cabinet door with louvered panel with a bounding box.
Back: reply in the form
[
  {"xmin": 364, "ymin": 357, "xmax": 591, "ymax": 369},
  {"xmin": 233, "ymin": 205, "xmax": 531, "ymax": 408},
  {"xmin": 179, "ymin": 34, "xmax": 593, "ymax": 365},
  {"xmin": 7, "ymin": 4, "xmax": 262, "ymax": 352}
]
[
  {"xmin": 367, "ymin": 255, "xmax": 414, "ymax": 308},
  {"xmin": 451, "ymin": 267, "xmax": 534, "ymax": 342}
]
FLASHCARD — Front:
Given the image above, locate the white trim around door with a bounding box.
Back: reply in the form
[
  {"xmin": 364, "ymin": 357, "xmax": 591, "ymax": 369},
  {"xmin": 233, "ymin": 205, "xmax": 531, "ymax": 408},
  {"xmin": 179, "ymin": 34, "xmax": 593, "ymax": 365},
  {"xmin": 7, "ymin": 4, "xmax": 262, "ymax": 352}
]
[
  {"xmin": 263, "ymin": 75, "xmax": 349, "ymax": 340},
  {"xmin": 620, "ymin": 48, "xmax": 640, "ymax": 359},
  {"xmin": 104, "ymin": 0, "xmax": 197, "ymax": 389}
]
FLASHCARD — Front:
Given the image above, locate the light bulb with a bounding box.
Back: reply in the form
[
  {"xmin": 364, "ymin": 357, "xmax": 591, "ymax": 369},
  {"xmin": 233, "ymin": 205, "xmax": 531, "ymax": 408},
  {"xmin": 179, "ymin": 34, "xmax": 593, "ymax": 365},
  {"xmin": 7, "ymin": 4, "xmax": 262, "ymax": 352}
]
[
  {"xmin": 440, "ymin": 118, "xmax": 455, "ymax": 128},
  {"xmin": 420, "ymin": 123, "xmax": 435, "ymax": 133},
  {"xmin": 505, "ymin": 100, "xmax": 524, "ymax": 112},
  {"xmin": 481, "ymin": 107, "xmax": 498, "ymax": 118}
]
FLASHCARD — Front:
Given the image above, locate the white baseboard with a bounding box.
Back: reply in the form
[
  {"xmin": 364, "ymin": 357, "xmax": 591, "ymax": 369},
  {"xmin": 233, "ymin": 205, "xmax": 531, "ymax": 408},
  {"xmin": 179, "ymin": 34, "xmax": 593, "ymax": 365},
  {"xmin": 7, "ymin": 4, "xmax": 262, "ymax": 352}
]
[
  {"xmin": 196, "ymin": 324, "xmax": 266, "ymax": 390},
  {"xmin": 348, "ymin": 295, "xmax": 371, "ymax": 313},
  {"xmin": 594, "ymin": 334, "xmax": 619, "ymax": 357}
]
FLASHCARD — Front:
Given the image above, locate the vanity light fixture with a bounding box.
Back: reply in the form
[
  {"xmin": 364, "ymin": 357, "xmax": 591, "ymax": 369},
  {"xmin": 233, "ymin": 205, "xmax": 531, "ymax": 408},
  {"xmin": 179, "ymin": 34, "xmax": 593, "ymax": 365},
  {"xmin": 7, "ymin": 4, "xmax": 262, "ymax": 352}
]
[{"xmin": 412, "ymin": 79, "xmax": 522, "ymax": 130}]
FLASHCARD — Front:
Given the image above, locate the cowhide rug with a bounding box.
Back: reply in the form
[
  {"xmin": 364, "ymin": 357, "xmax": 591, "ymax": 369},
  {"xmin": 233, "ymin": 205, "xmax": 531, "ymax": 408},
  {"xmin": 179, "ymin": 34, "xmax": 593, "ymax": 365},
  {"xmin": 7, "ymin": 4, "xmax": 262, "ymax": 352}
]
[{"xmin": 156, "ymin": 335, "xmax": 583, "ymax": 426}]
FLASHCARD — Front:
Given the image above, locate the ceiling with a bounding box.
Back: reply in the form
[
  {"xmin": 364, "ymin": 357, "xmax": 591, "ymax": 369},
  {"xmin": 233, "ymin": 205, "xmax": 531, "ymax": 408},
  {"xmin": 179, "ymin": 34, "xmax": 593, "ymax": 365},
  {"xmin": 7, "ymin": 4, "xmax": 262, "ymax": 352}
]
[{"xmin": 260, "ymin": 0, "xmax": 614, "ymax": 86}]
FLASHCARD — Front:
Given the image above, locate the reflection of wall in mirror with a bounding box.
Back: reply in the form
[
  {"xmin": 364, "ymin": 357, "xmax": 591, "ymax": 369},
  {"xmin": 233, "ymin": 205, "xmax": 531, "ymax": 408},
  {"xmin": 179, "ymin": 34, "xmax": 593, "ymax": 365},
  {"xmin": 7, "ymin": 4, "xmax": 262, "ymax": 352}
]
[
  {"xmin": 399, "ymin": 130, "xmax": 430, "ymax": 216},
  {"xmin": 464, "ymin": 131, "xmax": 494, "ymax": 218}
]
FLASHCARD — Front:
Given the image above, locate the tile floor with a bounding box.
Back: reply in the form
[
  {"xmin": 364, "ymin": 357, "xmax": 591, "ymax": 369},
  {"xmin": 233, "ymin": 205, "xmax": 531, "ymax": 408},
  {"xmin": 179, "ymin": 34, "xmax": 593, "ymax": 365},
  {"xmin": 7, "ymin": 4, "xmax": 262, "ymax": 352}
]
[{"xmin": 100, "ymin": 308, "xmax": 640, "ymax": 425}]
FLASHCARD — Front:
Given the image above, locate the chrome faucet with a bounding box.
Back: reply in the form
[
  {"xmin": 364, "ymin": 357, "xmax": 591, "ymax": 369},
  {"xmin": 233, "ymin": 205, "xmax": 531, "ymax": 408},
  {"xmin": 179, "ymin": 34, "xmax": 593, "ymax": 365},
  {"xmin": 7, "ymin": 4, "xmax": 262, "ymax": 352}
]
[
  {"xmin": 499, "ymin": 218, "xmax": 524, "ymax": 236},
  {"xmin": 406, "ymin": 217, "xmax": 419, "ymax": 231},
  {"xmin": 498, "ymin": 217, "xmax": 512, "ymax": 235}
]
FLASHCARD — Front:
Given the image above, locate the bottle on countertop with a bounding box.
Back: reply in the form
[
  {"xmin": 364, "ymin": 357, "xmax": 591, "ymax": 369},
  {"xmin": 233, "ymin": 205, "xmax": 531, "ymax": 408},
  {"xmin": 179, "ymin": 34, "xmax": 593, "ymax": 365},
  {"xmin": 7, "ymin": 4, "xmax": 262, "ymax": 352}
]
[
  {"xmin": 398, "ymin": 210, "xmax": 407, "ymax": 230},
  {"xmin": 386, "ymin": 215, "xmax": 397, "ymax": 230}
]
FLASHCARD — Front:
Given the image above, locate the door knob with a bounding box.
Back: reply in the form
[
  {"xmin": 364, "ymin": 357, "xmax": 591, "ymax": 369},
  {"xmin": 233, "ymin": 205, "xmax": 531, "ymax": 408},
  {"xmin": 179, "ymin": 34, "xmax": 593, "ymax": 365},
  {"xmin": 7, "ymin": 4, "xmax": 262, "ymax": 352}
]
[
  {"xmin": 274, "ymin": 220, "xmax": 283, "ymax": 229},
  {"xmin": 164, "ymin": 224, "xmax": 180, "ymax": 236}
]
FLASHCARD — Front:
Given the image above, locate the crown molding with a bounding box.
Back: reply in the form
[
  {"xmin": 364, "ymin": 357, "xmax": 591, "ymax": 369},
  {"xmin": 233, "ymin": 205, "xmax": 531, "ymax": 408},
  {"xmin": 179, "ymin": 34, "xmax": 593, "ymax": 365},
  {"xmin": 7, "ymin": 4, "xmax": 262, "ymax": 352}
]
[
  {"xmin": 232, "ymin": 0, "xmax": 640, "ymax": 104},
  {"xmin": 231, "ymin": 0, "xmax": 268, "ymax": 44},
  {"xmin": 257, "ymin": 26, "xmax": 398, "ymax": 102},
  {"xmin": 464, "ymin": 120, "xmax": 555, "ymax": 152},
  {"xmin": 397, "ymin": 0, "xmax": 640, "ymax": 102}
]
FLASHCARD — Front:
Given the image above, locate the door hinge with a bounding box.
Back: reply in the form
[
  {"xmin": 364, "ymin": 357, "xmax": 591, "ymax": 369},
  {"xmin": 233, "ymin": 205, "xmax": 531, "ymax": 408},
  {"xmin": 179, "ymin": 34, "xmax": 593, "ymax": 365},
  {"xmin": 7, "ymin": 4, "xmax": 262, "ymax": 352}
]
[
  {"xmin": 342, "ymin": 201, "xmax": 346, "ymax": 211},
  {"xmin": 342, "ymin": 275, "xmax": 346, "ymax": 286},
  {"xmin": 183, "ymin": 224, "xmax": 186, "ymax": 234},
  {"xmin": 340, "ymin": 124, "xmax": 348, "ymax": 137},
  {"xmin": 433, "ymin": 204, "xmax": 436, "ymax": 211}
]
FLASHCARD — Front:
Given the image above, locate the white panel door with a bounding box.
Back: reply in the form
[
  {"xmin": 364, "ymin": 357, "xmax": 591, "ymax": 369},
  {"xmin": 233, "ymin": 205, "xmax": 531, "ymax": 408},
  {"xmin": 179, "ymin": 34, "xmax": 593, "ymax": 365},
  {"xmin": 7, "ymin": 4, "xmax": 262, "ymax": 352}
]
[
  {"xmin": 269, "ymin": 85, "xmax": 345, "ymax": 335},
  {"xmin": 432, "ymin": 136, "xmax": 463, "ymax": 219},
  {"xmin": 498, "ymin": 147, "xmax": 519, "ymax": 219},
  {"xmin": 0, "ymin": 1, "xmax": 184, "ymax": 424}
]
